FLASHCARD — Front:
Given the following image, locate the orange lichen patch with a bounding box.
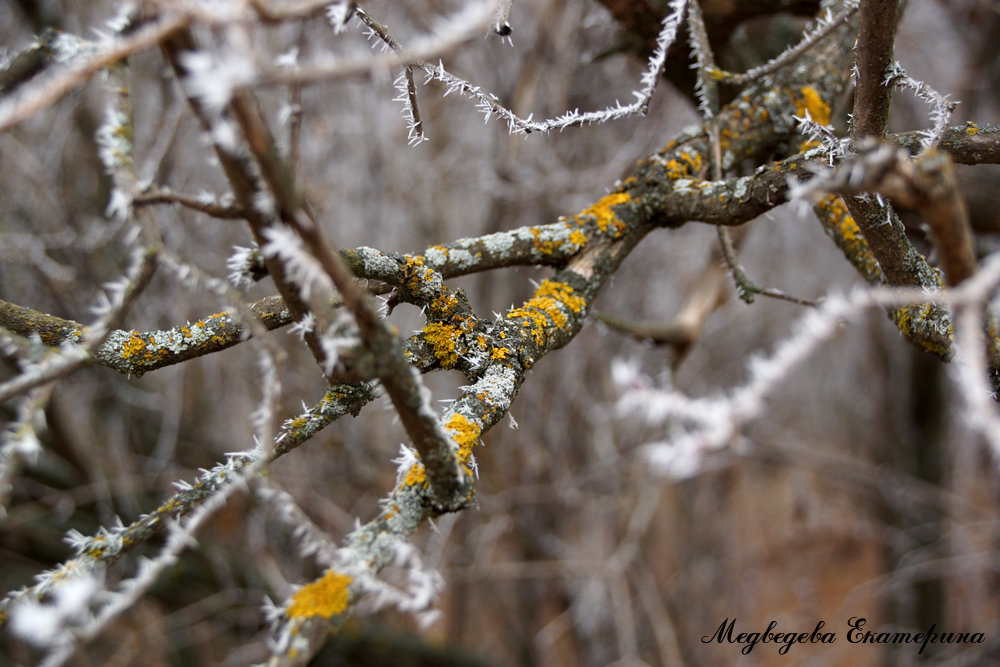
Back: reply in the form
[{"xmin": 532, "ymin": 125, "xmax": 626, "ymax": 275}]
[
  {"xmin": 422, "ymin": 322, "xmax": 462, "ymax": 369},
  {"xmin": 814, "ymin": 195, "xmax": 883, "ymax": 284},
  {"xmin": 491, "ymin": 346, "xmax": 509, "ymax": 360},
  {"xmin": 574, "ymin": 192, "xmax": 630, "ymax": 236},
  {"xmin": 965, "ymin": 122, "xmax": 979, "ymax": 136},
  {"xmin": 678, "ymin": 151, "xmax": 703, "ymax": 175},
  {"xmin": 537, "ymin": 280, "xmax": 586, "ymax": 313},
  {"xmin": 401, "ymin": 256, "xmax": 440, "ymax": 293},
  {"xmin": 120, "ymin": 332, "xmax": 147, "ymax": 359},
  {"xmin": 795, "ymin": 86, "xmax": 830, "ymax": 125},
  {"xmin": 817, "ymin": 195, "xmax": 862, "ymax": 244},
  {"xmin": 530, "ymin": 227, "xmax": 561, "ymax": 255},
  {"xmin": 286, "ymin": 570, "xmax": 353, "ymax": 619},
  {"xmin": 445, "ymin": 413, "xmax": 481, "ymax": 463},
  {"xmin": 569, "ymin": 229, "xmax": 588, "ymax": 247},
  {"xmin": 507, "ymin": 280, "xmax": 586, "ymax": 346},
  {"xmin": 664, "ymin": 159, "xmax": 686, "ymax": 179},
  {"xmin": 284, "ymin": 415, "xmax": 310, "ymax": 437},
  {"xmin": 404, "ymin": 462, "xmax": 427, "ymax": 487},
  {"xmin": 427, "ymin": 290, "xmax": 461, "ymax": 320},
  {"xmin": 662, "ymin": 150, "xmax": 704, "ymax": 180}
]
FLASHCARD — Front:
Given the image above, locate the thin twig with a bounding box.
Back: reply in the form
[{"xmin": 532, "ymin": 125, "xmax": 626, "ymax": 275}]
[
  {"xmin": 0, "ymin": 14, "xmax": 189, "ymax": 133},
  {"xmin": 713, "ymin": 1, "xmax": 860, "ymax": 87}
]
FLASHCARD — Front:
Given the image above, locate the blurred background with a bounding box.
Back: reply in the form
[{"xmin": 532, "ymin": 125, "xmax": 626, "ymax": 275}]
[{"xmin": 2, "ymin": 0, "xmax": 999, "ymax": 664}]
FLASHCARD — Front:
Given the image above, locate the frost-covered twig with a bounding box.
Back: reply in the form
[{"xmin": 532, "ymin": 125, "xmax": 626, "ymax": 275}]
[
  {"xmin": 34, "ymin": 452, "xmax": 267, "ymax": 667},
  {"xmin": 0, "ymin": 14, "xmax": 189, "ymax": 133},
  {"xmin": 0, "ymin": 245, "xmax": 156, "ymax": 403},
  {"xmin": 885, "ymin": 61, "xmax": 958, "ymax": 149},
  {"xmin": 393, "ymin": 66, "xmax": 426, "ymax": 145},
  {"xmin": 617, "ymin": 260, "xmax": 1000, "ymax": 478},
  {"xmin": 353, "ymin": 0, "xmax": 687, "ymax": 134},
  {"xmin": 794, "ymin": 110, "xmax": 849, "ymax": 166},
  {"xmin": 133, "ymin": 186, "xmax": 244, "ymax": 219},
  {"xmin": 257, "ymin": 481, "xmax": 341, "ymax": 567},
  {"xmin": 686, "ymin": 0, "xmax": 717, "ymax": 121},
  {"xmin": 0, "ymin": 385, "xmax": 52, "ymax": 516},
  {"xmin": 0, "ymin": 383, "xmax": 374, "ymax": 625},
  {"xmin": 952, "ymin": 302, "xmax": 1000, "ymax": 461},
  {"xmin": 712, "ymin": 1, "xmax": 860, "ymax": 87},
  {"xmin": 259, "ymin": 1, "xmax": 496, "ymax": 88}
]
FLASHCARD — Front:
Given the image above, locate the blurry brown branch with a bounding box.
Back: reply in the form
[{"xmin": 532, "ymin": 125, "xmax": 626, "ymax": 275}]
[
  {"xmin": 802, "ymin": 141, "xmax": 977, "ymax": 286},
  {"xmin": 0, "ymin": 13, "xmax": 189, "ymax": 133}
]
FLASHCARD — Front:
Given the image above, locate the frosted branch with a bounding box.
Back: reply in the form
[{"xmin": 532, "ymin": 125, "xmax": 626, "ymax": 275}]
[
  {"xmin": 886, "ymin": 61, "xmax": 958, "ymax": 149},
  {"xmin": 620, "ymin": 259, "xmax": 1000, "ymax": 479}
]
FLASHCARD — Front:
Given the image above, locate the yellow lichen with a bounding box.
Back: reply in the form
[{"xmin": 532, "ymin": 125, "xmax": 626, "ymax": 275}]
[
  {"xmin": 507, "ymin": 280, "xmax": 586, "ymax": 346},
  {"xmin": 795, "ymin": 86, "xmax": 830, "ymax": 125},
  {"xmin": 286, "ymin": 416, "xmax": 309, "ymax": 433},
  {"xmin": 530, "ymin": 228, "xmax": 560, "ymax": 255},
  {"xmin": 428, "ymin": 291, "xmax": 460, "ymax": 319},
  {"xmin": 574, "ymin": 192, "xmax": 630, "ymax": 235},
  {"xmin": 662, "ymin": 151, "xmax": 704, "ymax": 180},
  {"xmin": 404, "ymin": 462, "xmax": 427, "ymax": 487},
  {"xmin": 569, "ymin": 229, "xmax": 588, "ymax": 247},
  {"xmin": 679, "ymin": 151, "xmax": 703, "ymax": 174},
  {"xmin": 965, "ymin": 123, "xmax": 979, "ymax": 136},
  {"xmin": 491, "ymin": 346, "xmax": 509, "ymax": 360},
  {"xmin": 445, "ymin": 413, "xmax": 481, "ymax": 463},
  {"xmin": 665, "ymin": 159, "xmax": 686, "ymax": 179},
  {"xmin": 422, "ymin": 322, "xmax": 462, "ymax": 369},
  {"xmin": 890, "ymin": 305, "xmax": 951, "ymax": 356},
  {"xmin": 120, "ymin": 331, "xmax": 146, "ymax": 359},
  {"xmin": 535, "ymin": 280, "xmax": 585, "ymax": 313},
  {"xmin": 817, "ymin": 195, "xmax": 861, "ymax": 243},
  {"xmin": 706, "ymin": 66, "xmax": 726, "ymax": 81},
  {"xmin": 286, "ymin": 570, "xmax": 353, "ymax": 619}
]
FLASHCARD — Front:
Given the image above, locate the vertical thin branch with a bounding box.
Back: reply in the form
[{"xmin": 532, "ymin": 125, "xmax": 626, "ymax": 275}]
[
  {"xmin": 226, "ymin": 84, "xmax": 465, "ymax": 507},
  {"xmin": 844, "ymin": 1, "xmax": 936, "ymax": 291},
  {"xmin": 851, "ymin": 0, "xmax": 899, "ymax": 142}
]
